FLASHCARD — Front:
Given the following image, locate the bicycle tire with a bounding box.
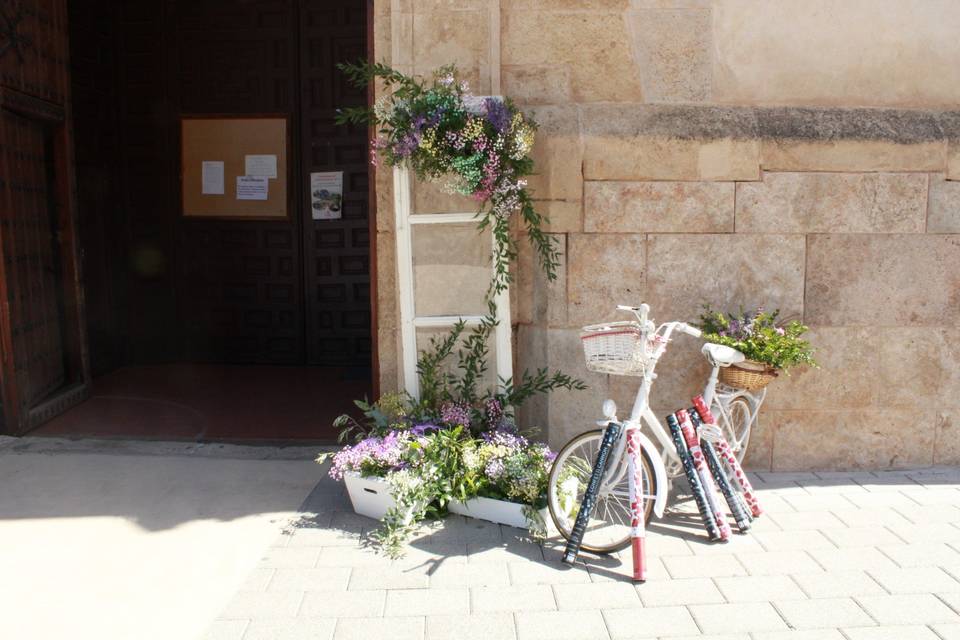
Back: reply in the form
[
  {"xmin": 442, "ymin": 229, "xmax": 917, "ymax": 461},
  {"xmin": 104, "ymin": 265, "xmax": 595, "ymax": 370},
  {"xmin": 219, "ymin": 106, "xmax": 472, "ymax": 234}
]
[
  {"xmin": 716, "ymin": 394, "xmax": 753, "ymax": 464},
  {"xmin": 548, "ymin": 429, "xmax": 658, "ymax": 555}
]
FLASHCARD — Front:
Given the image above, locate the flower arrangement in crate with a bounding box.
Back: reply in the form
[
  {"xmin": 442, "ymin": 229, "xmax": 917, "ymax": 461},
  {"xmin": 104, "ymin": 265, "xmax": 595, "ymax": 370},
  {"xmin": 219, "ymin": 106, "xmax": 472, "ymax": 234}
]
[
  {"xmin": 336, "ymin": 61, "xmax": 559, "ymax": 298},
  {"xmin": 697, "ymin": 307, "xmax": 817, "ymax": 390},
  {"xmin": 321, "ymin": 317, "xmax": 584, "ymax": 556}
]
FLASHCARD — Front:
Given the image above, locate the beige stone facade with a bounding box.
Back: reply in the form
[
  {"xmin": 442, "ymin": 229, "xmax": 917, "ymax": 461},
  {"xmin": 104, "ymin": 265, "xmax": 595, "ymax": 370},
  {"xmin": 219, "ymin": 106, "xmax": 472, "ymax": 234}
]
[{"xmin": 373, "ymin": 0, "xmax": 960, "ymax": 470}]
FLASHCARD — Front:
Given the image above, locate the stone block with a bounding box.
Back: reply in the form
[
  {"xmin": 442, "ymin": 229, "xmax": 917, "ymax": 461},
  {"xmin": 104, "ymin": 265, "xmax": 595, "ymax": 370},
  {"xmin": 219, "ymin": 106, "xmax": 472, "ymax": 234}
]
[
  {"xmin": 763, "ymin": 327, "xmax": 878, "ymax": 411},
  {"xmin": 711, "ymin": 0, "xmax": 960, "ymax": 106},
  {"xmin": 544, "ymin": 328, "xmax": 607, "ymax": 450},
  {"xmin": 413, "ymin": 10, "xmax": 490, "ymax": 94},
  {"xmin": 736, "ymin": 172, "xmax": 927, "ymax": 233},
  {"xmin": 502, "ymin": 65, "xmax": 572, "ymax": 105},
  {"xmin": 502, "ymin": 11, "xmax": 644, "ymax": 102},
  {"xmin": 524, "ymin": 105, "xmax": 582, "ymax": 203},
  {"xmin": 584, "ymin": 134, "xmax": 761, "ymax": 181},
  {"xmin": 537, "ymin": 200, "xmax": 582, "ymax": 234},
  {"xmin": 584, "ymin": 181, "xmax": 734, "ymax": 233},
  {"xmin": 761, "ymin": 139, "xmax": 946, "ymax": 172},
  {"xmin": 929, "ymin": 174, "xmax": 960, "ymax": 232},
  {"xmin": 936, "ymin": 411, "xmax": 960, "ymax": 465},
  {"xmin": 626, "ymin": 8, "xmax": 712, "ymax": 103},
  {"xmin": 949, "ymin": 142, "xmax": 960, "ymax": 180},
  {"xmin": 646, "ymin": 233, "xmax": 805, "ymax": 327},
  {"xmin": 875, "ymin": 328, "xmax": 960, "ymax": 409},
  {"xmin": 566, "ymin": 233, "xmax": 646, "ymax": 327},
  {"xmin": 805, "ymin": 234, "xmax": 960, "ymax": 327},
  {"xmin": 767, "ymin": 410, "xmax": 936, "ymax": 471}
]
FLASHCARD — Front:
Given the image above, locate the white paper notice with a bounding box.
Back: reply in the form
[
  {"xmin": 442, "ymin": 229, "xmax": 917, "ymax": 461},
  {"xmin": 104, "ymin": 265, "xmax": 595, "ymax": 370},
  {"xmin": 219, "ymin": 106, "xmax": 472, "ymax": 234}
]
[
  {"xmin": 310, "ymin": 171, "xmax": 343, "ymax": 220},
  {"xmin": 236, "ymin": 176, "xmax": 269, "ymax": 200},
  {"xmin": 244, "ymin": 154, "xmax": 278, "ymax": 178},
  {"xmin": 201, "ymin": 161, "xmax": 225, "ymax": 195}
]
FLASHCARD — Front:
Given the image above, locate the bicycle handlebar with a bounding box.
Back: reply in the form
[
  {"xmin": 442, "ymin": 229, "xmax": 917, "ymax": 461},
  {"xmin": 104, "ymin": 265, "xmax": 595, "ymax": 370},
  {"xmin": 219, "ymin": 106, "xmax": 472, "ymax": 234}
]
[{"xmin": 617, "ymin": 304, "xmax": 701, "ymax": 338}]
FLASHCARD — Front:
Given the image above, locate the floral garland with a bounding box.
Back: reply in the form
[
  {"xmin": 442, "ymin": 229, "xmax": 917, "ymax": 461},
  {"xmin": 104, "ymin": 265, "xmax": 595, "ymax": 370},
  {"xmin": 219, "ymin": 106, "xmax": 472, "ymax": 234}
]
[{"xmin": 337, "ymin": 61, "xmax": 560, "ymax": 299}]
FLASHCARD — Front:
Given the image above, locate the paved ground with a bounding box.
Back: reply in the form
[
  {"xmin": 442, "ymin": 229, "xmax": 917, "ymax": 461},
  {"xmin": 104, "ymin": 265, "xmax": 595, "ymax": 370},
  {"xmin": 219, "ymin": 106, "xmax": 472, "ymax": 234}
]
[
  {"xmin": 208, "ymin": 464, "xmax": 960, "ymax": 640},
  {"xmin": 0, "ymin": 437, "xmax": 324, "ymax": 640}
]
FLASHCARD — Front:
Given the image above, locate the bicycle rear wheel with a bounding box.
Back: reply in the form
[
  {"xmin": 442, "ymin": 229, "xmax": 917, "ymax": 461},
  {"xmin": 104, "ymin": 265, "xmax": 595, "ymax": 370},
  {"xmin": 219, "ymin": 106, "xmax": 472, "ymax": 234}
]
[
  {"xmin": 717, "ymin": 395, "xmax": 752, "ymax": 463},
  {"xmin": 547, "ymin": 430, "xmax": 657, "ymax": 554}
]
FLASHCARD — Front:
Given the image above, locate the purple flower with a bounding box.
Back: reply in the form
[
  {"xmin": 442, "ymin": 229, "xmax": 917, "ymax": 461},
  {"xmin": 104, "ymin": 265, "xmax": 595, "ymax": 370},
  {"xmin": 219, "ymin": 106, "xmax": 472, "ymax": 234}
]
[
  {"xmin": 483, "ymin": 97, "xmax": 511, "ymax": 133},
  {"xmin": 484, "ymin": 397, "xmax": 504, "ymax": 427},
  {"xmin": 482, "ymin": 429, "xmax": 528, "ymax": 449},
  {"xmin": 410, "ymin": 423, "xmax": 440, "ymax": 436},
  {"xmin": 328, "ymin": 431, "xmax": 410, "ymax": 480},
  {"xmin": 440, "ymin": 402, "xmax": 471, "ymax": 427}
]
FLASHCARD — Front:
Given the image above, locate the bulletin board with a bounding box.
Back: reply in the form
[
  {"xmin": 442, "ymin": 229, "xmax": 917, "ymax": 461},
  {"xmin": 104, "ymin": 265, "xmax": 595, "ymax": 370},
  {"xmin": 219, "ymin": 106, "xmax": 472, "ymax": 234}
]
[{"xmin": 180, "ymin": 116, "xmax": 289, "ymax": 218}]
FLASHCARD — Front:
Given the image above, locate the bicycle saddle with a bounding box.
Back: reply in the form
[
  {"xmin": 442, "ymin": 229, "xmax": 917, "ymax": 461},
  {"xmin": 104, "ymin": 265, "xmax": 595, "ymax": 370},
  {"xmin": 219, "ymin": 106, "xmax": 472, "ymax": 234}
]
[{"xmin": 702, "ymin": 343, "xmax": 746, "ymax": 366}]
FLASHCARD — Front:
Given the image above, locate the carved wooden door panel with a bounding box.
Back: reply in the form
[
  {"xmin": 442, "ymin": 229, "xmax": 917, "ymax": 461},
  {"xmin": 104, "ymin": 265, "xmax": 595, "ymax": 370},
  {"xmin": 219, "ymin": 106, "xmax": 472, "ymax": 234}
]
[
  {"xmin": 299, "ymin": 0, "xmax": 370, "ymax": 367},
  {"xmin": 0, "ymin": 0, "xmax": 88, "ymax": 435},
  {"xmin": 173, "ymin": 0, "xmax": 304, "ymax": 364}
]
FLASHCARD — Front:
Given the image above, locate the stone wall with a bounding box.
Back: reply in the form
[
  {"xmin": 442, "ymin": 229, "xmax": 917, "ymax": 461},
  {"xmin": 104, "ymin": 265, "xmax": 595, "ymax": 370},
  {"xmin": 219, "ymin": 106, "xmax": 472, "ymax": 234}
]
[{"xmin": 373, "ymin": 0, "xmax": 960, "ymax": 470}]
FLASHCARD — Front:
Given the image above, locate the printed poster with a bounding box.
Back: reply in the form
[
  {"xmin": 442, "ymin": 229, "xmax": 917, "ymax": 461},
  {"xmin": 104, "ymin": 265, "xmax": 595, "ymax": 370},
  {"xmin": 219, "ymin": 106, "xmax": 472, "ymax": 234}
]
[
  {"xmin": 244, "ymin": 154, "xmax": 278, "ymax": 179},
  {"xmin": 311, "ymin": 171, "xmax": 343, "ymax": 220},
  {"xmin": 236, "ymin": 175, "xmax": 269, "ymax": 200}
]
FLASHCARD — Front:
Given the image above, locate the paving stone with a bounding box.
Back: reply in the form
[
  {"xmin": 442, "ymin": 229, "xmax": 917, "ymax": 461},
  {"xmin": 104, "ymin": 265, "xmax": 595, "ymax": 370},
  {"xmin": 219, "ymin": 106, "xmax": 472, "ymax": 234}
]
[
  {"xmin": 839, "ymin": 626, "xmax": 940, "ymax": 640},
  {"xmin": 886, "ymin": 523, "xmax": 960, "ymax": 544},
  {"xmin": 642, "ymin": 534, "xmax": 693, "ymax": 557},
  {"xmin": 940, "ymin": 591, "xmax": 960, "ymax": 610},
  {"xmin": 856, "ymin": 593, "xmax": 960, "ymax": 625},
  {"xmin": 768, "ymin": 511, "xmax": 847, "ymax": 531},
  {"xmin": 901, "ymin": 489, "xmax": 960, "ymax": 505},
  {"xmin": 657, "ymin": 634, "xmax": 749, "ymax": 640},
  {"xmin": 201, "ymin": 620, "xmax": 248, "ymax": 640},
  {"xmin": 934, "ymin": 623, "xmax": 960, "ymax": 640},
  {"xmin": 783, "ymin": 494, "xmax": 857, "ymax": 512},
  {"xmin": 429, "ymin": 562, "xmax": 510, "ymax": 587},
  {"xmin": 714, "ymin": 575, "xmax": 807, "ymax": 602},
  {"xmin": 796, "ymin": 479, "xmax": 869, "ymax": 494},
  {"xmin": 219, "ymin": 591, "xmax": 304, "ymax": 620},
  {"xmin": 268, "ymin": 568, "xmax": 351, "ymax": 592},
  {"xmin": 314, "ymin": 547, "xmax": 394, "ymax": 568},
  {"xmin": 774, "ymin": 597, "xmax": 875, "ymax": 629},
  {"xmin": 661, "ymin": 554, "xmax": 748, "ymax": 578},
  {"xmin": 471, "ymin": 585, "xmax": 556, "ymax": 613},
  {"xmin": 348, "ymin": 566, "xmax": 430, "ymax": 590},
  {"xmin": 808, "ymin": 547, "xmax": 899, "ymax": 572},
  {"xmin": 752, "ymin": 631, "xmax": 846, "ymax": 640},
  {"xmin": 687, "ymin": 534, "xmax": 766, "ymax": 556},
  {"xmin": 426, "ymin": 613, "xmax": 516, "ymax": 640},
  {"xmin": 552, "ymin": 582, "xmax": 640, "ymax": 611},
  {"xmin": 260, "ymin": 548, "xmax": 323, "ymax": 569},
  {"xmin": 285, "ymin": 527, "xmax": 362, "ymax": 548},
  {"xmin": 509, "ymin": 560, "xmax": 592, "ymax": 585},
  {"xmin": 603, "ymin": 605, "xmax": 700, "ymax": 639},
  {"xmin": 752, "ymin": 530, "xmax": 836, "ymax": 552},
  {"xmin": 332, "ymin": 616, "xmax": 424, "ymax": 640},
  {"xmin": 299, "ymin": 590, "xmax": 386, "ymax": 618},
  {"xmin": 819, "ymin": 527, "xmax": 905, "ymax": 548},
  {"xmin": 837, "ymin": 492, "xmax": 920, "ymax": 510},
  {"xmin": 589, "ymin": 555, "xmax": 672, "ymax": 583},
  {"xmin": 894, "ymin": 504, "xmax": 960, "ymax": 525},
  {"xmin": 243, "ymin": 618, "xmax": 337, "ymax": 640},
  {"xmin": 689, "ymin": 601, "xmax": 789, "ymax": 633},
  {"xmin": 879, "ymin": 543, "xmax": 960, "ymax": 568},
  {"xmin": 830, "ymin": 508, "xmax": 913, "ymax": 528},
  {"xmin": 867, "ymin": 567, "xmax": 960, "ymax": 594},
  {"xmin": 736, "ymin": 551, "xmax": 823, "ymax": 576},
  {"xmin": 467, "ymin": 541, "xmax": 543, "ymax": 563},
  {"xmin": 241, "ymin": 568, "xmax": 277, "ymax": 592},
  {"xmin": 516, "ymin": 610, "xmax": 609, "ymax": 640},
  {"xmin": 384, "ymin": 588, "xmax": 469, "ymax": 617},
  {"xmin": 637, "ymin": 577, "xmax": 725, "ymax": 607},
  {"xmin": 392, "ymin": 544, "xmax": 469, "ymax": 568},
  {"xmin": 789, "ymin": 571, "xmax": 887, "ymax": 599}
]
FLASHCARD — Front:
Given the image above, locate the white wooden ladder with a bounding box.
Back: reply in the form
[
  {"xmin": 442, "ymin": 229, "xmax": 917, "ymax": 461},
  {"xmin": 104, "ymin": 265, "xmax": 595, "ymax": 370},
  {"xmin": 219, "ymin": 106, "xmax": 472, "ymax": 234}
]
[{"xmin": 393, "ymin": 167, "xmax": 513, "ymax": 399}]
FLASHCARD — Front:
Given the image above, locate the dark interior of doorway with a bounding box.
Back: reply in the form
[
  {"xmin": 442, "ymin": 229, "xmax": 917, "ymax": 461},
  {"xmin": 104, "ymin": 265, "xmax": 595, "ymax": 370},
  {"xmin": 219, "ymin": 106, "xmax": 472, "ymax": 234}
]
[{"xmin": 31, "ymin": 0, "xmax": 374, "ymax": 442}]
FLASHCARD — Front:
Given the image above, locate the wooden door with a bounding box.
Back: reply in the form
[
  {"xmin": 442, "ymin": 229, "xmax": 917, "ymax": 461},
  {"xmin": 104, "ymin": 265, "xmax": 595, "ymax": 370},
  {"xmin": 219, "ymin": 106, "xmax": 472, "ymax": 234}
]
[
  {"xmin": 0, "ymin": 0, "xmax": 89, "ymax": 435},
  {"xmin": 299, "ymin": 0, "xmax": 370, "ymax": 367}
]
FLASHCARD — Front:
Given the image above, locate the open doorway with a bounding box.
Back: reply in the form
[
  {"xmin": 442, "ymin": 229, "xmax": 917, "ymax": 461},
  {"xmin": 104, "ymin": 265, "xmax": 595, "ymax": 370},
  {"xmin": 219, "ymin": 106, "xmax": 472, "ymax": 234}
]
[{"xmin": 31, "ymin": 0, "xmax": 374, "ymax": 442}]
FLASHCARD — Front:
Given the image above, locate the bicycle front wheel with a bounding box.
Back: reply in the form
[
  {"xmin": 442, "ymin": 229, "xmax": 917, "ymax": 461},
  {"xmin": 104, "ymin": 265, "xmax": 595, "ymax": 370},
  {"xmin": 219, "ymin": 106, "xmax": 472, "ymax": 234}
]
[{"xmin": 547, "ymin": 430, "xmax": 657, "ymax": 554}]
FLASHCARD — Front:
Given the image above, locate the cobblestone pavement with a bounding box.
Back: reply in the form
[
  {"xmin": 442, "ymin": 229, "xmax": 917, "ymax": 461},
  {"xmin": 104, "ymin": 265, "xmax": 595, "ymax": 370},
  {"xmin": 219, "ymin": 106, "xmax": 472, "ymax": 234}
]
[{"xmin": 207, "ymin": 467, "xmax": 960, "ymax": 640}]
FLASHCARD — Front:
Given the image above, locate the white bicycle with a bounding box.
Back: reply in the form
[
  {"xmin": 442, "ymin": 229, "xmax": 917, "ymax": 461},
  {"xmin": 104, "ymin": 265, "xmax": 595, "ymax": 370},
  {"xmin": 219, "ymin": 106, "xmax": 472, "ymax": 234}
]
[{"xmin": 547, "ymin": 303, "xmax": 766, "ymax": 554}]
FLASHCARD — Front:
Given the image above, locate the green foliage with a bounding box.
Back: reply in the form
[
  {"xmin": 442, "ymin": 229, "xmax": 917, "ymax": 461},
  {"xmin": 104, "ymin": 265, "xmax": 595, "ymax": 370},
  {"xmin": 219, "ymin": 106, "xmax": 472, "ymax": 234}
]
[
  {"xmin": 698, "ymin": 307, "xmax": 817, "ymax": 371},
  {"xmin": 334, "ymin": 59, "xmax": 560, "ymax": 299}
]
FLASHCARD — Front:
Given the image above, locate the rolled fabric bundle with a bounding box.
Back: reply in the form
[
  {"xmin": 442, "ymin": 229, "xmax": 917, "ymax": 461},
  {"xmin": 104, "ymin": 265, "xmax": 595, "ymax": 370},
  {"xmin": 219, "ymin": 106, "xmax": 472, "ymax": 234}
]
[
  {"xmin": 562, "ymin": 421, "xmax": 622, "ymax": 564},
  {"xmin": 692, "ymin": 395, "xmax": 763, "ymax": 518},
  {"xmin": 690, "ymin": 408, "xmax": 751, "ymax": 533},
  {"xmin": 677, "ymin": 409, "xmax": 732, "ymax": 541},
  {"xmin": 626, "ymin": 426, "xmax": 647, "ymax": 582},
  {"xmin": 666, "ymin": 412, "xmax": 721, "ymax": 541}
]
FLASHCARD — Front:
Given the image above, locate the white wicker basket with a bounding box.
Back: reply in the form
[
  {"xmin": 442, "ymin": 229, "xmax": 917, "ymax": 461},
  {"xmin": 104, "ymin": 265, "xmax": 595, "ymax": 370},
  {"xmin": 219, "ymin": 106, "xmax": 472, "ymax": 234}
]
[{"xmin": 580, "ymin": 321, "xmax": 652, "ymax": 377}]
